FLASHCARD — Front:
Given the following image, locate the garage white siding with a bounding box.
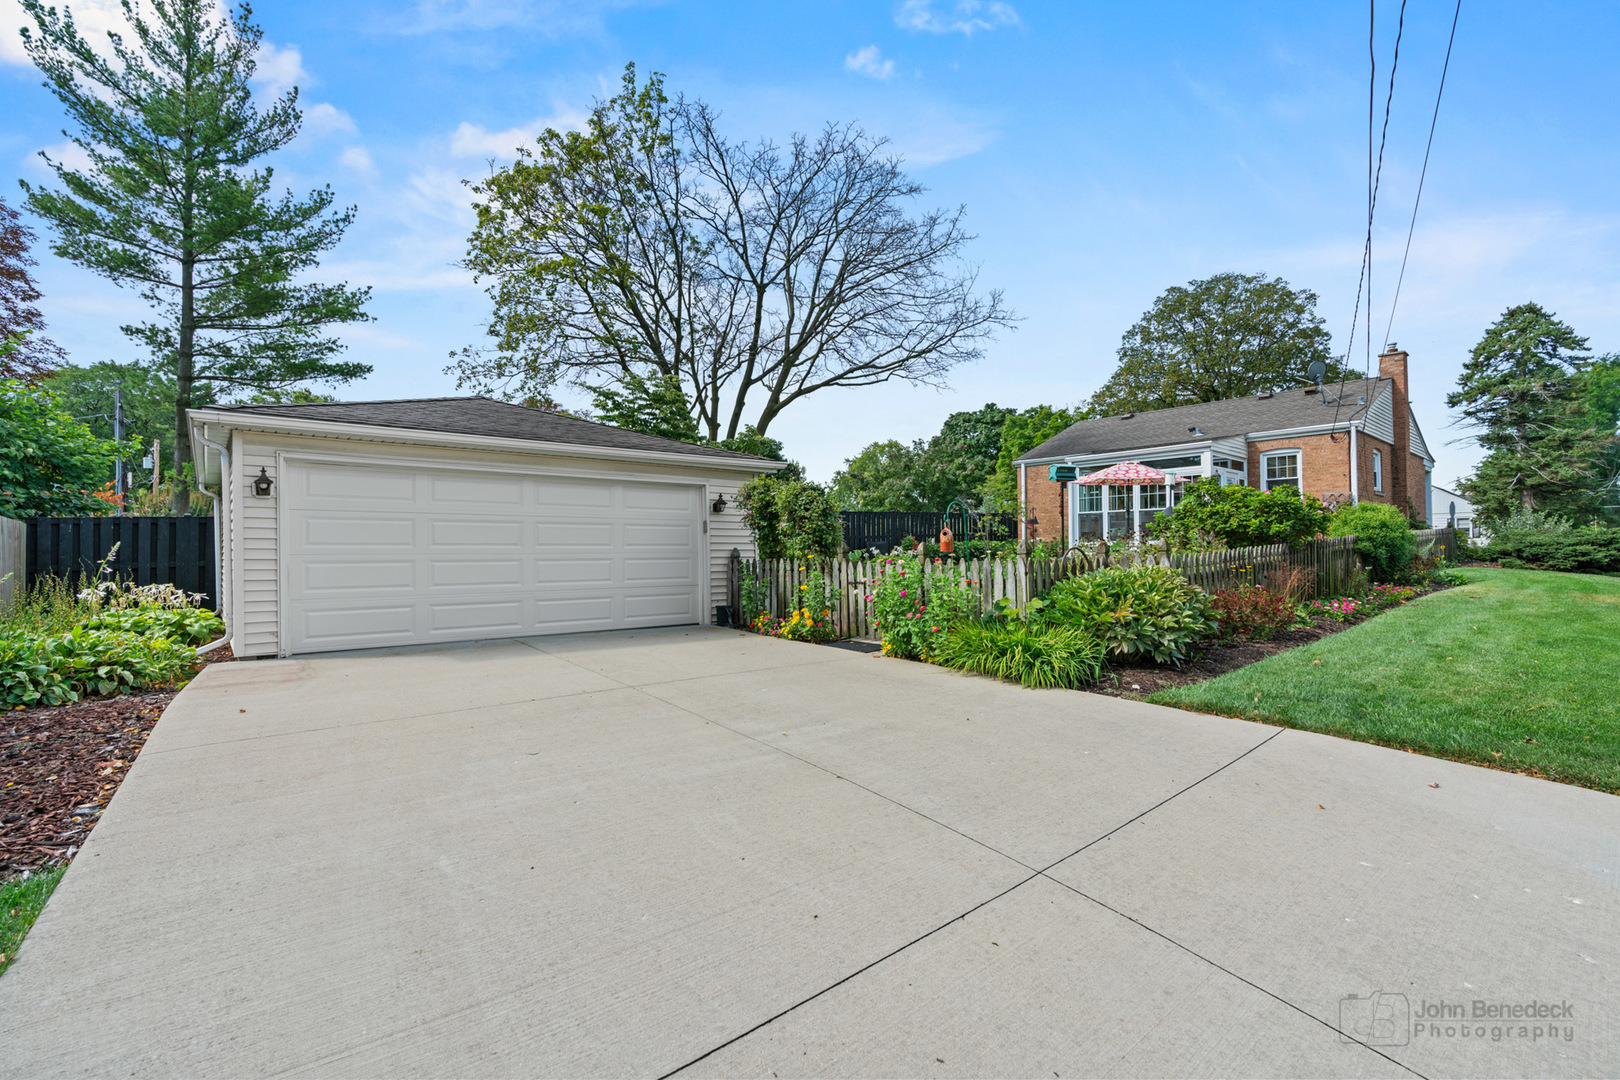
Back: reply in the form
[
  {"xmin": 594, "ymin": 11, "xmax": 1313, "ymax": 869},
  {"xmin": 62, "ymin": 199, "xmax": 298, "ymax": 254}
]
[{"xmin": 281, "ymin": 460, "xmax": 704, "ymax": 654}]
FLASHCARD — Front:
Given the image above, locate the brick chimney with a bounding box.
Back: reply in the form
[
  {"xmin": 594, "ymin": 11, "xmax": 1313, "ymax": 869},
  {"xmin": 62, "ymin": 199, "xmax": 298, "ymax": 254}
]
[{"xmin": 1378, "ymin": 344, "xmax": 1411, "ymax": 512}]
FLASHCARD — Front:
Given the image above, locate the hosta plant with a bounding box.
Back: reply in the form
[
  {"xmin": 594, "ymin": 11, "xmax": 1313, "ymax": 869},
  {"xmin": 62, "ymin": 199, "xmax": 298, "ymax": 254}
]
[
  {"xmin": 1042, "ymin": 565, "xmax": 1214, "ymax": 666},
  {"xmin": 82, "ymin": 606, "xmax": 224, "ymax": 645}
]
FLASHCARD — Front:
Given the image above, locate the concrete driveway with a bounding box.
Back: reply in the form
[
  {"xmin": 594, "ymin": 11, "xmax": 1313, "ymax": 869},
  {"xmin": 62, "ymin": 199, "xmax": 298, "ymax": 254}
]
[{"xmin": 1, "ymin": 628, "xmax": 1615, "ymax": 1078}]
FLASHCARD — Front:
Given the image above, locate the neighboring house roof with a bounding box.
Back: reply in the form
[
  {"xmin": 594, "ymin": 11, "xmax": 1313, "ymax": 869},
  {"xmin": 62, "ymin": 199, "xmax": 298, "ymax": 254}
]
[
  {"xmin": 207, "ymin": 396, "xmax": 777, "ymax": 465},
  {"xmin": 1017, "ymin": 378, "xmax": 1389, "ymax": 462}
]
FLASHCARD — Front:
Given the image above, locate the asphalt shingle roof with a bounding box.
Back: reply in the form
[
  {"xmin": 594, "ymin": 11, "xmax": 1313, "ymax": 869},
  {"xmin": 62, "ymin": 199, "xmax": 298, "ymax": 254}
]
[
  {"xmin": 1017, "ymin": 378, "xmax": 1388, "ymax": 461},
  {"xmin": 212, "ymin": 396, "xmax": 777, "ymax": 465}
]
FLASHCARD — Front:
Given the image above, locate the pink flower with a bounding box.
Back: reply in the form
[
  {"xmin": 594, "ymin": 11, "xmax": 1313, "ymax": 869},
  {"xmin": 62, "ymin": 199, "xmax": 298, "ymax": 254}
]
[{"xmin": 900, "ymin": 590, "xmax": 907, "ymax": 597}]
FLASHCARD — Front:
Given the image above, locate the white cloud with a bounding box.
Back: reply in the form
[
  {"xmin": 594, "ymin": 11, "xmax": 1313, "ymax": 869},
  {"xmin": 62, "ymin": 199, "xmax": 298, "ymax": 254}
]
[
  {"xmin": 304, "ymin": 102, "xmax": 358, "ymax": 137},
  {"xmin": 895, "ymin": 0, "xmax": 1020, "ymax": 35},
  {"xmin": 404, "ymin": 0, "xmax": 640, "ymax": 34},
  {"xmin": 888, "ymin": 110, "xmax": 997, "ymax": 167},
  {"xmin": 252, "ymin": 41, "xmax": 310, "ymax": 98},
  {"xmin": 23, "ymin": 139, "xmax": 95, "ymax": 176},
  {"xmin": 339, "ymin": 146, "xmax": 376, "ymax": 176},
  {"xmin": 0, "ymin": 0, "xmax": 129, "ymax": 66},
  {"xmin": 845, "ymin": 45, "xmax": 896, "ymax": 81},
  {"xmin": 449, "ymin": 105, "xmax": 588, "ymax": 161}
]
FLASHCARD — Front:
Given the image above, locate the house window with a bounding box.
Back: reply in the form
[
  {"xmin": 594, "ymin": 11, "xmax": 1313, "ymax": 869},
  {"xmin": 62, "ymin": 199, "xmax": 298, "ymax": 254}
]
[
  {"xmin": 1262, "ymin": 451, "xmax": 1300, "ymax": 491},
  {"xmin": 1072, "ymin": 483, "xmax": 1104, "ymax": 540},
  {"xmin": 1373, "ymin": 449, "xmax": 1384, "ymax": 493}
]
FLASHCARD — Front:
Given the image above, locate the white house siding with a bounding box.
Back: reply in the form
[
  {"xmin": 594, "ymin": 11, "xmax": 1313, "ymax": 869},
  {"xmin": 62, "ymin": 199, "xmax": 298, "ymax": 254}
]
[
  {"xmin": 1409, "ymin": 414, "xmax": 1433, "ymax": 464},
  {"xmin": 222, "ymin": 430, "xmax": 761, "ymax": 657},
  {"xmin": 1362, "ymin": 383, "xmax": 1396, "ymax": 444}
]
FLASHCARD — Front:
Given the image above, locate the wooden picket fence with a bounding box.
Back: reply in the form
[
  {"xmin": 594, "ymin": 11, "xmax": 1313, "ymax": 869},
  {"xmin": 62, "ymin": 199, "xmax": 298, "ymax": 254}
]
[
  {"xmin": 729, "ymin": 551, "xmax": 1095, "ymax": 639},
  {"xmin": 727, "ymin": 527, "xmax": 1457, "ymax": 640}
]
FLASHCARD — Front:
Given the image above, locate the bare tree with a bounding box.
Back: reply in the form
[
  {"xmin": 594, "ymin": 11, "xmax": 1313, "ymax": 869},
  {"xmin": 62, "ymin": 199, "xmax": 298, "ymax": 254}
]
[{"xmin": 454, "ymin": 65, "xmax": 1013, "ymax": 439}]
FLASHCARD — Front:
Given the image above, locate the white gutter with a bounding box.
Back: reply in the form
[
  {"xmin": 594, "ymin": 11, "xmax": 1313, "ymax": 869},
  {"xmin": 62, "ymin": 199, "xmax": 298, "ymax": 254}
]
[
  {"xmin": 1015, "ymin": 439, "xmax": 1216, "ymax": 468},
  {"xmin": 185, "ymin": 409, "xmax": 787, "ymax": 475},
  {"xmin": 1349, "ymin": 423, "xmax": 1360, "ymax": 504},
  {"xmin": 189, "ymin": 424, "xmax": 232, "ymax": 655}
]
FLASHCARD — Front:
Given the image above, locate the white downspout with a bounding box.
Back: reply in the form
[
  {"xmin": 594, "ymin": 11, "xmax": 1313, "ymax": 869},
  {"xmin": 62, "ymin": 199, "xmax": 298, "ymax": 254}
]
[
  {"xmin": 1349, "ymin": 424, "xmax": 1360, "ymax": 504},
  {"xmin": 191, "ymin": 424, "xmax": 232, "ymax": 655}
]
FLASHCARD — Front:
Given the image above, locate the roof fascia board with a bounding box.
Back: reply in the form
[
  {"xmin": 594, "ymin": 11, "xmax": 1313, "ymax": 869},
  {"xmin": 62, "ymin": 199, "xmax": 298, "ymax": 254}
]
[
  {"xmin": 1245, "ymin": 421, "xmax": 1362, "ymax": 442},
  {"xmin": 1015, "ymin": 438, "xmax": 1215, "ymax": 467},
  {"xmin": 186, "ymin": 408, "xmax": 786, "ymax": 474}
]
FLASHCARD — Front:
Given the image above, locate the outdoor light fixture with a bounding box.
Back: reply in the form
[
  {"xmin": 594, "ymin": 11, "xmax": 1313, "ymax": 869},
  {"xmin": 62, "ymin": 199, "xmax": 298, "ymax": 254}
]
[
  {"xmin": 711, "ymin": 492, "xmax": 727, "ymax": 513},
  {"xmin": 253, "ymin": 467, "xmax": 274, "ymax": 497}
]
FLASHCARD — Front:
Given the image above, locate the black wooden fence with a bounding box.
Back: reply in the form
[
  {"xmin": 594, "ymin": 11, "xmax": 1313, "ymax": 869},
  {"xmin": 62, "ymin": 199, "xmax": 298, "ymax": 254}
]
[
  {"xmin": 26, "ymin": 516, "xmax": 217, "ymax": 610},
  {"xmin": 841, "ymin": 511, "xmax": 1018, "ymax": 553}
]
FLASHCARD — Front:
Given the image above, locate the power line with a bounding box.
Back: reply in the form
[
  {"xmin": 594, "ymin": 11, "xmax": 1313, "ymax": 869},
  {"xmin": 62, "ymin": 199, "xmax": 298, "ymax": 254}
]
[
  {"xmin": 1330, "ymin": 0, "xmax": 1406, "ymax": 442},
  {"xmin": 1383, "ymin": 0, "xmax": 1462, "ymax": 347}
]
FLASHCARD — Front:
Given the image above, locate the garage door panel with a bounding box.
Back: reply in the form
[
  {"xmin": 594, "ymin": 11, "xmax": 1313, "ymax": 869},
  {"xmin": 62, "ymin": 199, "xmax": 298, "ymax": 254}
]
[
  {"xmin": 301, "ymin": 560, "xmax": 416, "ymax": 593},
  {"xmin": 285, "ymin": 463, "xmax": 703, "ymax": 654},
  {"xmin": 532, "ymin": 596, "xmax": 616, "ymax": 628},
  {"xmin": 302, "ymin": 466, "xmax": 416, "ymax": 503},
  {"xmin": 534, "ymin": 480, "xmax": 613, "ymax": 507},
  {"xmin": 429, "ymin": 475, "xmax": 523, "ymax": 505},
  {"xmin": 431, "ymin": 519, "xmax": 523, "ymax": 547},
  {"xmin": 299, "ymin": 605, "xmax": 417, "ymax": 644},
  {"xmin": 428, "ymin": 601, "xmax": 524, "ymax": 634},
  {"xmin": 533, "ymin": 559, "xmax": 614, "ymax": 585},
  {"xmin": 535, "ymin": 522, "xmax": 613, "ymax": 547},
  {"xmin": 624, "ymin": 557, "xmax": 696, "ymax": 584},
  {"xmin": 624, "ymin": 591, "xmax": 696, "ymax": 619},
  {"xmin": 624, "ymin": 485, "xmax": 697, "ymax": 512},
  {"xmin": 429, "ymin": 560, "xmax": 524, "ymax": 588},
  {"xmin": 303, "ymin": 516, "xmax": 415, "ymax": 548},
  {"xmin": 624, "ymin": 523, "xmax": 694, "ymax": 548}
]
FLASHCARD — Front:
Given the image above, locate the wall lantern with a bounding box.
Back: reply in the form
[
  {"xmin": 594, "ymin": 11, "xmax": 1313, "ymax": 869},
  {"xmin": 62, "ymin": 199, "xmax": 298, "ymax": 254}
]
[
  {"xmin": 711, "ymin": 492, "xmax": 728, "ymax": 514},
  {"xmin": 252, "ymin": 467, "xmax": 275, "ymax": 497}
]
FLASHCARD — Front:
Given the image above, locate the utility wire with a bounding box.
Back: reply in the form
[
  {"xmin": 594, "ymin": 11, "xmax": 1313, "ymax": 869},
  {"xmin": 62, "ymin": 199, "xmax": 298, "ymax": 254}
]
[
  {"xmin": 1383, "ymin": 0, "xmax": 1462, "ymax": 347},
  {"xmin": 1330, "ymin": 0, "xmax": 1406, "ymax": 444}
]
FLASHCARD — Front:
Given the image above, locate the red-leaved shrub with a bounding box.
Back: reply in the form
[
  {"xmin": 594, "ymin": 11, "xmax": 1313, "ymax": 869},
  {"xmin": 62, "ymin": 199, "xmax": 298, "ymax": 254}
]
[{"xmin": 1209, "ymin": 585, "xmax": 1295, "ymax": 641}]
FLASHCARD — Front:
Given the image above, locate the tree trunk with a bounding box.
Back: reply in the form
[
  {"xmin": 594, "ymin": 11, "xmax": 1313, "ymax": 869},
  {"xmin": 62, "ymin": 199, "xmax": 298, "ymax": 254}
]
[{"xmin": 170, "ymin": 250, "xmax": 195, "ymax": 515}]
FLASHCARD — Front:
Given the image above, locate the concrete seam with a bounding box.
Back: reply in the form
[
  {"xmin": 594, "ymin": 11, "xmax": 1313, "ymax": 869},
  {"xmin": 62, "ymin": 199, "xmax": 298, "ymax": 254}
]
[{"xmin": 1036, "ymin": 872, "xmax": 1428, "ymax": 1078}]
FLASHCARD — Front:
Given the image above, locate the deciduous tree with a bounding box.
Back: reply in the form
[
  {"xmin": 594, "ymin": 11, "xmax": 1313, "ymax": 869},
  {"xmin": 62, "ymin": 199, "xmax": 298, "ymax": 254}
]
[
  {"xmin": 0, "ymin": 196, "xmax": 65, "ymax": 379},
  {"xmin": 453, "ymin": 64, "xmax": 1012, "ymax": 440},
  {"xmin": 1089, "ymin": 272, "xmax": 1354, "ymax": 416}
]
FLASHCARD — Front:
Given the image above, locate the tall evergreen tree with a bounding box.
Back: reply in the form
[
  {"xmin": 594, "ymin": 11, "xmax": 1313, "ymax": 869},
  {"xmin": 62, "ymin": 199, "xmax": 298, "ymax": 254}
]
[
  {"xmin": 19, "ymin": 0, "xmax": 371, "ymax": 510},
  {"xmin": 1448, "ymin": 303, "xmax": 1614, "ymax": 521}
]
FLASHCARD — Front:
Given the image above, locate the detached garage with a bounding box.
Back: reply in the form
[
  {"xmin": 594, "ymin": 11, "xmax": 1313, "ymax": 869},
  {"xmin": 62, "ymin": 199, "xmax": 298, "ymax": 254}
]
[{"xmin": 187, "ymin": 398, "xmax": 782, "ymax": 657}]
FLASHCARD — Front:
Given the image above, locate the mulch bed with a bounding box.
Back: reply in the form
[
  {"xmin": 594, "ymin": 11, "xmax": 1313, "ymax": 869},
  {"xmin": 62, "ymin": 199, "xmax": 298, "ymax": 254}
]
[
  {"xmin": 0, "ymin": 644, "xmax": 235, "ymax": 881},
  {"xmin": 1089, "ymin": 622, "xmax": 1345, "ymax": 699}
]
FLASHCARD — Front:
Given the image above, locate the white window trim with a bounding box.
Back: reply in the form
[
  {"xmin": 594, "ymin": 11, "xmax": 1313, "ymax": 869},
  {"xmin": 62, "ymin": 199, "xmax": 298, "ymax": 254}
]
[
  {"xmin": 1372, "ymin": 449, "xmax": 1384, "ymax": 494},
  {"xmin": 1260, "ymin": 448, "xmax": 1302, "ymax": 492}
]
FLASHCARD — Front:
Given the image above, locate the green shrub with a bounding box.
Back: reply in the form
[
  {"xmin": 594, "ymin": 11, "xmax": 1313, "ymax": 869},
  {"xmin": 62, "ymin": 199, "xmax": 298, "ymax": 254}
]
[
  {"xmin": 933, "ymin": 623, "xmax": 1104, "ymax": 689},
  {"xmin": 0, "ymin": 627, "xmax": 197, "ymax": 707},
  {"xmin": 1148, "ymin": 477, "xmax": 1331, "ymax": 549},
  {"xmin": 1329, "ymin": 502, "xmax": 1417, "ymax": 582},
  {"xmin": 868, "ymin": 554, "xmax": 980, "ymax": 659},
  {"xmin": 1041, "ymin": 566, "xmax": 1214, "ymax": 665},
  {"xmin": 81, "ymin": 606, "xmax": 224, "ymax": 645},
  {"xmin": 736, "ymin": 475, "xmax": 841, "ymax": 560},
  {"xmin": 1484, "ymin": 527, "xmax": 1620, "ymax": 574}
]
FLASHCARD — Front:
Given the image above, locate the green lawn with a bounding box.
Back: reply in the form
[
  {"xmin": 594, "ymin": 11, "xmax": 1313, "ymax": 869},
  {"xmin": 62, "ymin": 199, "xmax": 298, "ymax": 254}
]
[
  {"xmin": 1, "ymin": 867, "xmax": 66, "ymax": 977},
  {"xmin": 1150, "ymin": 569, "xmax": 1620, "ymax": 793}
]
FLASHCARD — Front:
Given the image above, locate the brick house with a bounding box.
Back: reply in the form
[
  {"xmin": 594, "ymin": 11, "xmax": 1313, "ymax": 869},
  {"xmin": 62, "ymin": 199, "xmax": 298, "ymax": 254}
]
[{"xmin": 1014, "ymin": 346, "xmax": 1435, "ymax": 545}]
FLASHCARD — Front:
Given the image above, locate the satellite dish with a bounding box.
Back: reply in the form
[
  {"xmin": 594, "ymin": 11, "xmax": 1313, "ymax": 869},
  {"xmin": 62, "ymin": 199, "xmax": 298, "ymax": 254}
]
[{"xmin": 1307, "ymin": 360, "xmax": 1328, "ymax": 384}]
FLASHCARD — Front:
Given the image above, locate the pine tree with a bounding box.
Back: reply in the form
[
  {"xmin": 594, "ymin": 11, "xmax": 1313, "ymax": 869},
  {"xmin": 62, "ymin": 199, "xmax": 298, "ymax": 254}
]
[
  {"xmin": 1448, "ymin": 303, "xmax": 1614, "ymax": 521},
  {"xmin": 19, "ymin": 0, "xmax": 371, "ymax": 510}
]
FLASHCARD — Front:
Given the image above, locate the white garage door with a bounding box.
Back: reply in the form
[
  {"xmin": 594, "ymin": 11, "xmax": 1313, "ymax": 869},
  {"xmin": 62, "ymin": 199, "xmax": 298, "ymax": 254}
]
[{"xmin": 283, "ymin": 461, "xmax": 704, "ymax": 654}]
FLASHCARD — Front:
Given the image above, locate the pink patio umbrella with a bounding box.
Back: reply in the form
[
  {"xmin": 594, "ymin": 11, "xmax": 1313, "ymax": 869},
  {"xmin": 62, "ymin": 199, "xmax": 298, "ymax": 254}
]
[{"xmin": 1075, "ymin": 461, "xmax": 1170, "ymax": 485}]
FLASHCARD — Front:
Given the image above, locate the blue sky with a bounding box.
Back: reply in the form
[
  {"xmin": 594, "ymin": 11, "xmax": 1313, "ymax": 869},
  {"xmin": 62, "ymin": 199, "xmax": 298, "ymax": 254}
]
[{"xmin": 4, "ymin": 0, "xmax": 1618, "ymax": 491}]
